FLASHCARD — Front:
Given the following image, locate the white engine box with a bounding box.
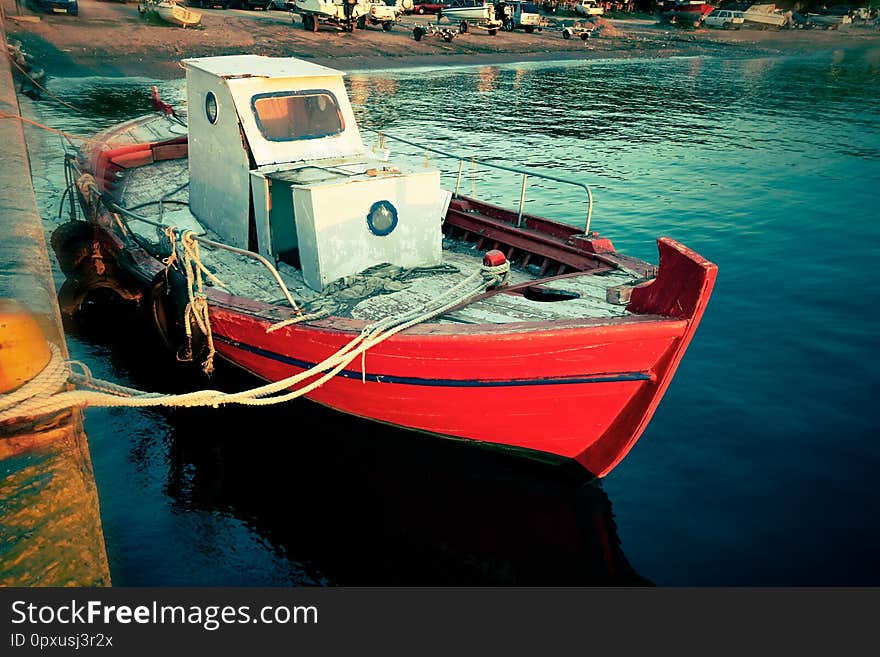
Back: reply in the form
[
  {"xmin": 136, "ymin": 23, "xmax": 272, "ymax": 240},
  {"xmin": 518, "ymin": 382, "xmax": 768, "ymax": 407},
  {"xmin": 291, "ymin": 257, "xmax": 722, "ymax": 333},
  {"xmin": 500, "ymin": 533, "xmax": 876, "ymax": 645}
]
[{"xmin": 288, "ymin": 167, "xmax": 444, "ymax": 292}]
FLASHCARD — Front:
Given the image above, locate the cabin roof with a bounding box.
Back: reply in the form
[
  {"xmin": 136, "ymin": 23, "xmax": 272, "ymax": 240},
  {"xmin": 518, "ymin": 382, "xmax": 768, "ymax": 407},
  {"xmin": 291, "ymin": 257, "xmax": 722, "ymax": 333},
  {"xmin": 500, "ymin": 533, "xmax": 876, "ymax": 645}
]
[{"xmin": 182, "ymin": 55, "xmax": 345, "ymax": 81}]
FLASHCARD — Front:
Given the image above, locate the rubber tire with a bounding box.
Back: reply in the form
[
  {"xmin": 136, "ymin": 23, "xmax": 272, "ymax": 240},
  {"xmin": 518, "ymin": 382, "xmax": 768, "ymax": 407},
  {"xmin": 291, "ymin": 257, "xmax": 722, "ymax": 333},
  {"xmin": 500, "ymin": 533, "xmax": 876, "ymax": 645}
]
[
  {"xmin": 722, "ymin": 21, "xmax": 729, "ymax": 29},
  {"xmin": 562, "ymin": 28, "xmax": 571, "ymax": 39},
  {"xmin": 459, "ymin": 20, "xmax": 468, "ymax": 33},
  {"xmin": 413, "ymin": 25, "xmax": 424, "ymax": 40},
  {"xmin": 383, "ymin": 21, "xmax": 393, "ymax": 30},
  {"xmin": 525, "ymin": 25, "xmax": 534, "ymax": 33},
  {"xmin": 417, "ymin": 6, "xmax": 424, "ymax": 13},
  {"xmin": 145, "ymin": 274, "xmax": 184, "ymax": 355},
  {"xmin": 50, "ymin": 221, "xmax": 94, "ymax": 277},
  {"xmin": 488, "ymin": 28, "xmax": 497, "ymax": 35},
  {"xmin": 580, "ymin": 31, "xmax": 589, "ymax": 40},
  {"xmin": 357, "ymin": 15, "xmax": 366, "ymax": 29},
  {"xmin": 144, "ymin": 272, "xmax": 204, "ymax": 362}
]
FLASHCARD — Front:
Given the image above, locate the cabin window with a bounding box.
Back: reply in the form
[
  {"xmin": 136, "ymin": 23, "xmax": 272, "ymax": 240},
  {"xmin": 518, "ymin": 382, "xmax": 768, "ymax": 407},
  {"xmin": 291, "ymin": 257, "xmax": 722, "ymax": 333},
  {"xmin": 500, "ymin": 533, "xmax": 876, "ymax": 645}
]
[
  {"xmin": 205, "ymin": 91, "xmax": 219, "ymax": 125},
  {"xmin": 251, "ymin": 91, "xmax": 344, "ymax": 142}
]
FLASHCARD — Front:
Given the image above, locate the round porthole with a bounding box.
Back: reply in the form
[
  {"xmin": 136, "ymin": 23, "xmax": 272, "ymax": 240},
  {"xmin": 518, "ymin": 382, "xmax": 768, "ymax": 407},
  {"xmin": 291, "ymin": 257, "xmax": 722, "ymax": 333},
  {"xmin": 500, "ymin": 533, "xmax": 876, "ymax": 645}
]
[
  {"xmin": 205, "ymin": 91, "xmax": 219, "ymax": 125},
  {"xmin": 366, "ymin": 200, "xmax": 398, "ymax": 237}
]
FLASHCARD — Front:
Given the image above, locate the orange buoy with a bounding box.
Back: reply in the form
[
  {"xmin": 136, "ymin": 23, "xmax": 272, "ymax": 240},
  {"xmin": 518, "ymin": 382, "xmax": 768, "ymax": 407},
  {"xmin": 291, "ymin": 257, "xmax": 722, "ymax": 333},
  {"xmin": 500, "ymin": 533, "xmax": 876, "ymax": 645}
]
[{"xmin": 0, "ymin": 299, "xmax": 51, "ymax": 393}]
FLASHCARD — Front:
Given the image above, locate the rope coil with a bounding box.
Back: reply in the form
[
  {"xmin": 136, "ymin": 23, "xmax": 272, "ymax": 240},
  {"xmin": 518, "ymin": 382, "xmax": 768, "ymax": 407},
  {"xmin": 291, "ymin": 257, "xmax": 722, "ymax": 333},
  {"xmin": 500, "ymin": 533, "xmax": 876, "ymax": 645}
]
[{"xmin": 0, "ymin": 260, "xmax": 509, "ymax": 425}]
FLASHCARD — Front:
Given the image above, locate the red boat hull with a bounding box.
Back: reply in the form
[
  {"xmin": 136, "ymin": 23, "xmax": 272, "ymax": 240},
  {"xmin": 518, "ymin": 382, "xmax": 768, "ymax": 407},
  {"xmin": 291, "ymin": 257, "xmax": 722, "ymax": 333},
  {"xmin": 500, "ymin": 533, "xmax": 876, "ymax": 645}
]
[{"xmin": 202, "ymin": 238, "xmax": 715, "ymax": 477}]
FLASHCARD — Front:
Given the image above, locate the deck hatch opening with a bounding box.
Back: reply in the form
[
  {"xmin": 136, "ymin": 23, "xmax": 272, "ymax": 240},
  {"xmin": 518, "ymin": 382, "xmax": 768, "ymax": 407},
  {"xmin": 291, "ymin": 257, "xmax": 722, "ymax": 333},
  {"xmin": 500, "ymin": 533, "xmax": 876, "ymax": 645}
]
[{"xmin": 521, "ymin": 286, "xmax": 581, "ymax": 303}]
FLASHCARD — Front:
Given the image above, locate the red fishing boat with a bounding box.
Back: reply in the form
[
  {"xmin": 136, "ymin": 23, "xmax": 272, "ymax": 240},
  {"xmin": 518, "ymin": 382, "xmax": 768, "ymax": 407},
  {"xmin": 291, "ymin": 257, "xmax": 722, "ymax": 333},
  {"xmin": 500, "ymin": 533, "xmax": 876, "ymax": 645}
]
[
  {"xmin": 658, "ymin": 1, "xmax": 716, "ymax": 26},
  {"xmin": 57, "ymin": 55, "xmax": 716, "ymax": 477}
]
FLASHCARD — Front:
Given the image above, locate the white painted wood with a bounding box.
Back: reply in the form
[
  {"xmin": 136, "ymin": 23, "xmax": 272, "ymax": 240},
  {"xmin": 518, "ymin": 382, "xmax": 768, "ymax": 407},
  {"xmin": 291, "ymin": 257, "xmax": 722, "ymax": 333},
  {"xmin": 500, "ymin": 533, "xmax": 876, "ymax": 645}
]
[
  {"xmin": 185, "ymin": 65, "xmax": 252, "ymax": 249},
  {"xmin": 289, "ymin": 167, "xmax": 443, "ymax": 292}
]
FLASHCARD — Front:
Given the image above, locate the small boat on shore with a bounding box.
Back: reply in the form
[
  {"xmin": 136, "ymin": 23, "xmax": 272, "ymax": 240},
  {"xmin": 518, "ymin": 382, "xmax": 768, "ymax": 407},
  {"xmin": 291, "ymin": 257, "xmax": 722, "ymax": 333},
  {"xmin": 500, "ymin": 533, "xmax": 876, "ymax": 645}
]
[
  {"xmin": 440, "ymin": 0, "xmax": 493, "ymax": 20},
  {"xmin": 658, "ymin": 1, "xmax": 715, "ymax": 27},
  {"xmin": 806, "ymin": 12, "xmax": 853, "ymax": 29},
  {"xmin": 742, "ymin": 3, "xmax": 790, "ymax": 30},
  {"xmin": 141, "ymin": 0, "xmax": 202, "ymax": 28},
  {"xmin": 56, "ymin": 55, "xmax": 716, "ymax": 477}
]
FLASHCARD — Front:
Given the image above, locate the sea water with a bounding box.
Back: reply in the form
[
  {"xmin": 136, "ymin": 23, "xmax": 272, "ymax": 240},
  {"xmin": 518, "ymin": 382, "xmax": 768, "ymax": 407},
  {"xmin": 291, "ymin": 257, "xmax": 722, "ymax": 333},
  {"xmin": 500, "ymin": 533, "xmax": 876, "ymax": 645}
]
[{"xmin": 17, "ymin": 48, "xmax": 880, "ymax": 585}]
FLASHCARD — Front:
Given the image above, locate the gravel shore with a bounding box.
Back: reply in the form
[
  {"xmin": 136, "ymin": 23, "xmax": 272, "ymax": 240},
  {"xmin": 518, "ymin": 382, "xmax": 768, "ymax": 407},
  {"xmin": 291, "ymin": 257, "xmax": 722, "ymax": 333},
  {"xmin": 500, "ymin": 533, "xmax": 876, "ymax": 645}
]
[{"xmin": 4, "ymin": 0, "xmax": 880, "ymax": 78}]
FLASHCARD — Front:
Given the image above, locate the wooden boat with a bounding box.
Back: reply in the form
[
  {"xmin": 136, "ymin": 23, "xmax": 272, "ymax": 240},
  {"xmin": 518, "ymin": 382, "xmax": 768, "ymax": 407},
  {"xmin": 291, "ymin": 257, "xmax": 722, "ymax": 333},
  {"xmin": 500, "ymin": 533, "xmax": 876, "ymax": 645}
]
[
  {"xmin": 440, "ymin": 1, "xmax": 495, "ymax": 21},
  {"xmin": 57, "ymin": 55, "xmax": 716, "ymax": 478},
  {"xmin": 741, "ymin": 4, "xmax": 790, "ymax": 29},
  {"xmin": 806, "ymin": 12, "xmax": 852, "ymax": 29},
  {"xmin": 658, "ymin": 1, "xmax": 715, "ymax": 27},
  {"xmin": 152, "ymin": 1, "xmax": 202, "ymax": 27}
]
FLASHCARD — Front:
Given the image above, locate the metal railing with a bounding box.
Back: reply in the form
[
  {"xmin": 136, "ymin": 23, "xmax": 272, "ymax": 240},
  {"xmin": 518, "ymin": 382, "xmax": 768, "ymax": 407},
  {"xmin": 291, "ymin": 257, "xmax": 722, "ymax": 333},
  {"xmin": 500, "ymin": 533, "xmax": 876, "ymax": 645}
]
[{"xmin": 372, "ymin": 130, "xmax": 594, "ymax": 235}]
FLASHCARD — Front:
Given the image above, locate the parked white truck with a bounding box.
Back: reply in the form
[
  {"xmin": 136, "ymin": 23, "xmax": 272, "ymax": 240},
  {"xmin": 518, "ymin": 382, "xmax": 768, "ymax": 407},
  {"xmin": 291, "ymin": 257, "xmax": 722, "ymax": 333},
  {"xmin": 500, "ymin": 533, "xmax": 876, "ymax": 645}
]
[
  {"xmin": 293, "ymin": 0, "xmax": 397, "ymax": 32},
  {"xmin": 497, "ymin": 1, "xmax": 543, "ymax": 33}
]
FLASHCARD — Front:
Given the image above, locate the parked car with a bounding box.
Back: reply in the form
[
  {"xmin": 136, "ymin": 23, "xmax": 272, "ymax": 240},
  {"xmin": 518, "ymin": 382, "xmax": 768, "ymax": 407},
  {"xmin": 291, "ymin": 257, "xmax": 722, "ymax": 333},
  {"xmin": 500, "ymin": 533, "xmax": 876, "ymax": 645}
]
[
  {"xmin": 412, "ymin": 0, "xmax": 448, "ymax": 13},
  {"xmin": 497, "ymin": 1, "xmax": 542, "ymax": 32},
  {"xmin": 195, "ymin": 0, "xmax": 233, "ymax": 8},
  {"xmin": 573, "ymin": 0, "xmax": 602, "ymax": 17},
  {"xmin": 27, "ymin": 0, "xmax": 78, "ymax": 15},
  {"xmin": 703, "ymin": 8, "xmax": 744, "ymax": 29}
]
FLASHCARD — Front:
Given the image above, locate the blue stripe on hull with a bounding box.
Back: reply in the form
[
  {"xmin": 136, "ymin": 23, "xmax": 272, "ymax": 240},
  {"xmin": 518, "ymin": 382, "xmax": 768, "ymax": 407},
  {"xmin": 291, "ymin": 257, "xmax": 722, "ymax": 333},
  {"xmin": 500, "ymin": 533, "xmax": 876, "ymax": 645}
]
[{"xmin": 215, "ymin": 335, "xmax": 652, "ymax": 388}]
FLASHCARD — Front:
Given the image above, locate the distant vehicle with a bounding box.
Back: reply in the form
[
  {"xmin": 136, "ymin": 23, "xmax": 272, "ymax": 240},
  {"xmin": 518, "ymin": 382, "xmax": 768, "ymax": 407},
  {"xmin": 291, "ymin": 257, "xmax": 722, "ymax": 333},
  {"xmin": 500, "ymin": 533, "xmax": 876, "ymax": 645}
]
[
  {"xmin": 195, "ymin": 0, "xmax": 233, "ymax": 8},
  {"xmin": 497, "ymin": 1, "xmax": 543, "ymax": 32},
  {"xmin": 573, "ymin": 1, "xmax": 602, "ymax": 17},
  {"xmin": 364, "ymin": 0, "xmax": 399, "ymax": 29},
  {"xmin": 27, "ymin": 0, "xmax": 79, "ymax": 15},
  {"xmin": 293, "ymin": 0, "xmax": 374, "ymax": 31},
  {"xmin": 412, "ymin": 0, "xmax": 448, "ymax": 13},
  {"xmin": 268, "ymin": 0, "xmax": 291, "ymax": 8},
  {"xmin": 387, "ymin": 0, "xmax": 414, "ymax": 12},
  {"xmin": 703, "ymin": 9, "xmax": 744, "ymax": 29}
]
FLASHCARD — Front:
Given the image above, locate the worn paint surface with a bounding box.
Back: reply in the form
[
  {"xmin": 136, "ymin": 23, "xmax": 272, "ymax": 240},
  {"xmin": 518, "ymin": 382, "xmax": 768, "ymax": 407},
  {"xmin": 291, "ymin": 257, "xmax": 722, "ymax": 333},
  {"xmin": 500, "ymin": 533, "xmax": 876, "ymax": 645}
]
[{"xmin": 0, "ymin": 23, "xmax": 110, "ymax": 586}]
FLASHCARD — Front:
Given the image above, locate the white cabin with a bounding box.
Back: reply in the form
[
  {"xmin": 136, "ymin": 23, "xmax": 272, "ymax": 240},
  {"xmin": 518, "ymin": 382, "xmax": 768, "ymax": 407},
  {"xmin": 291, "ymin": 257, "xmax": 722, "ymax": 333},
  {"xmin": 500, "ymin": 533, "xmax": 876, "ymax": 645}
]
[{"xmin": 182, "ymin": 55, "xmax": 444, "ymax": 292}]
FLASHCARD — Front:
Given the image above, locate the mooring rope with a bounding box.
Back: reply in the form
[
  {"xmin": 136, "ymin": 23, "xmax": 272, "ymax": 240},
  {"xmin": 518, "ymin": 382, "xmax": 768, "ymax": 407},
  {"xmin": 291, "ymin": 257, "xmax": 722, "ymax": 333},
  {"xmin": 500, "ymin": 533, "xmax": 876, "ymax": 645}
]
[
  {"xmin": 0, "ymin": 260, "xmax": 509, "ymax": 425},
  {"xmin": 0, "ymin": 108, "xmax": 88, "ymax": 143},
  {"xmin": 4, "ymin": 48, "xmax": 81, "ymax": 112}
]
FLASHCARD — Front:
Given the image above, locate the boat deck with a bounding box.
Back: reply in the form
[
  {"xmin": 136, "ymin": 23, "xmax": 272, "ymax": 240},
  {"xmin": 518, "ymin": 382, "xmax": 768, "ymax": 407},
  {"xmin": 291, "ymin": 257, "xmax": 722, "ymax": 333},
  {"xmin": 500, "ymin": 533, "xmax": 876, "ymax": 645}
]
[{"xmin": 119, "ymin": 156, "xmax": 636, "ymax": 326}]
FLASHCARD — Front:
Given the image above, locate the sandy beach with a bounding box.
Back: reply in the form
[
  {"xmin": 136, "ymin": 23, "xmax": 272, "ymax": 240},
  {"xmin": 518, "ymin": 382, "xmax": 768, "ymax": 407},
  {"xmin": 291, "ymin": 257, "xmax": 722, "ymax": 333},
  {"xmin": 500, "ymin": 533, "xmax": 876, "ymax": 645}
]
[{"xmin": 4, "ymin": 0, "xmax": 880, "ymax": 78}]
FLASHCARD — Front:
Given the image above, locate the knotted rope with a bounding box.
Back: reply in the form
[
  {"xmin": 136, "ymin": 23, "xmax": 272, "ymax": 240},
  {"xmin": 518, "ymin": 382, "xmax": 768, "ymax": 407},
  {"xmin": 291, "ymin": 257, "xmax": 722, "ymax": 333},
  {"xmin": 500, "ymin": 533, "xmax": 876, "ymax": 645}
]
[{"xmin": 175, "ymin": 230, "xmax": 225, "ymax": 375}]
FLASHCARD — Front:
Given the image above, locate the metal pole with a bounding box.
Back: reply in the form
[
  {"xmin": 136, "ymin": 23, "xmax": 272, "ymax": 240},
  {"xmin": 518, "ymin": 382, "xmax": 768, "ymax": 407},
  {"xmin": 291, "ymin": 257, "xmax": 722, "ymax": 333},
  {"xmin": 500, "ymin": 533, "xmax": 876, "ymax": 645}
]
[
  {"xmin": 517, "ymin": 173, "xmax": 528, "ymax": 227},
  {"xmin": 585, "ymin": 186, "xmax": 594, "ymax": 235}
]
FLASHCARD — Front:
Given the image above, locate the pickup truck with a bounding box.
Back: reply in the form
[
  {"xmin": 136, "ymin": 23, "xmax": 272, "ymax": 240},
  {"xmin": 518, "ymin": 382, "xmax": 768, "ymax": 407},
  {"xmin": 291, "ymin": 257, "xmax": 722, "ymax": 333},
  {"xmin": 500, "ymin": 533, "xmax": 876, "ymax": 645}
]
[{"xmin": 365, "ymin": 0, "xmax": 399, "ymax": 29}]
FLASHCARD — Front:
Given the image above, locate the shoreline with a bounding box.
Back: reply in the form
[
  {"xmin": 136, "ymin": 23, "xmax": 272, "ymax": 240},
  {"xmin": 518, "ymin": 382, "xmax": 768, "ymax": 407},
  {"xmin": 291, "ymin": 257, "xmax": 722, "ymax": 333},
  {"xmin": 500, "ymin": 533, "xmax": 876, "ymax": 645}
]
[{"xmin": 4, "ymin": 0, "xmax": 880, "ymax": 79}]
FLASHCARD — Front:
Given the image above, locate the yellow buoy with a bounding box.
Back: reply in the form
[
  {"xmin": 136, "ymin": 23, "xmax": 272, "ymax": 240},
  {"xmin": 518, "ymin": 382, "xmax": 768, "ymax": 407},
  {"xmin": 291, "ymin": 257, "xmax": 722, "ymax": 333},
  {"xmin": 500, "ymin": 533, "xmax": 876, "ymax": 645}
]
[{"xmin": 0, "ymin": 299, "xmax": 51, "ymax": 394}]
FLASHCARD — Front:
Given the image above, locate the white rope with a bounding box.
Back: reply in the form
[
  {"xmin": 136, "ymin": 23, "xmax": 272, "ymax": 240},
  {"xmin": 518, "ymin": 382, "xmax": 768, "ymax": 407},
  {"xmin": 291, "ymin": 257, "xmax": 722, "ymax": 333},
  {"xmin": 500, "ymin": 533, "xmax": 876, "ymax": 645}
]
[{"xmin": 0, "ymin": 260, "xmax": 509, "ymax": 425}]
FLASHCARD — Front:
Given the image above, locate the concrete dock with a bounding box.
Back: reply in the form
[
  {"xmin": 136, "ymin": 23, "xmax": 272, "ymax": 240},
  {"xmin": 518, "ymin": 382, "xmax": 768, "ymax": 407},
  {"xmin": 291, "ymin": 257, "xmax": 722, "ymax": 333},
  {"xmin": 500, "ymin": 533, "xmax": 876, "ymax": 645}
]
[{"xmin": 0, "ymin": 11, "xmax": 110, "ymax": 586}]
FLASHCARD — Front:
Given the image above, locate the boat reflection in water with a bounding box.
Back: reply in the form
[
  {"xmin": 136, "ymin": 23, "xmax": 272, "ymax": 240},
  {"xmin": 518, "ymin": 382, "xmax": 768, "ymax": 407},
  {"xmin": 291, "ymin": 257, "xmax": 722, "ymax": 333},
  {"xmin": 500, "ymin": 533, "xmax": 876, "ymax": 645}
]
[{"xmin": 63, "ymin": 298, "xmax": 650, "ymax": 586}]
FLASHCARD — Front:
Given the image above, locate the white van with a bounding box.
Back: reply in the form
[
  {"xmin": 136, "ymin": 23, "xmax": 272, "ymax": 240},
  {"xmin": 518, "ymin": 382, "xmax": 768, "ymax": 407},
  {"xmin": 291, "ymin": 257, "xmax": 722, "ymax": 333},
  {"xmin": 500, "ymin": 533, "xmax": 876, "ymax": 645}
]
[{"xmin": 499, "ymin": 1, "xmax": 543, "ymax": 32}]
